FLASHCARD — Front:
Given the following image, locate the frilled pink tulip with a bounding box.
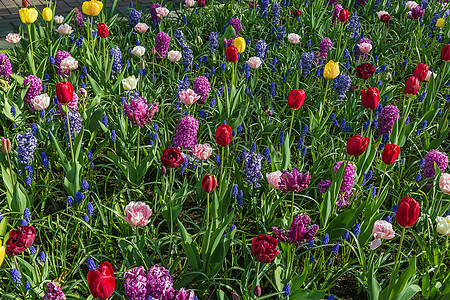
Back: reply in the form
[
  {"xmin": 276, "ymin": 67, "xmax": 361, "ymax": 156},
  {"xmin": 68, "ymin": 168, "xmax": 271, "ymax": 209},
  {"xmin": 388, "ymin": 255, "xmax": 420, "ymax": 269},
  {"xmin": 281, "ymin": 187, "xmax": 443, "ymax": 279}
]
[
  {"xmin": 179, "ymin": 89, "xmax": 200, "ymax": 106},
  {"xmin": 246, "ymin": 56, "xmax": 262, "ymax": 69},
  {"xmin": 372, "ymin": 220, "xmax": 395, "ymax": 240},
  {"xmin": 358, "ymin": 42, "xmax": 372, "ymax": 54},
  {"xmin": 192, "ymin": 143, "xmax": 212, "ymax": 160},
  {"xmin": 123, "ymin": 202, "xmax": 152, "ymax": 227},
  {"xmin": 266, "ymin": 171, "xmax": 282, "ymax": 189},
  {"xmin": 439, "ymin": 173, "xmax": 450, "ymax": 194}
]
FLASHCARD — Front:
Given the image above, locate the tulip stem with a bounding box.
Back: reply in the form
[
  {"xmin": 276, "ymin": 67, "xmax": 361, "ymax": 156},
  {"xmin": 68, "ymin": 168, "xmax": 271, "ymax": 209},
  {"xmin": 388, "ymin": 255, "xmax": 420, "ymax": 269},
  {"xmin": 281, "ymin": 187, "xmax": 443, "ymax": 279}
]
[
  {"xmin": 7, "ymin": 153, "xmax": 14, "ymax": 186},
  {"xmin": 375, "ymin": 163, "xmax": 387, "ymax": 205},
  {"xmin": 220, "ymin": 147, "xmax": 224, "ymax": 193},
  {"xmin": 323, "ymin": 80, "xmax": 329, "ymax": 103},
  {"xmin": 27, "ymin": 24, "xmax": 36, "ymax": 75},
  {"xmin": 386, "ymin": 227, "xmax": 406, "ymax": 298},
  {"xmin": 66, "ymin": 108, "xmax": 74, "ymax": 165},
  {"xmin": 206, "ymin": 192, "xmax": 210, "ymax": 230},
  {"xmin": 288, "ymin": 109, "xmax": 295, "ymax": 141},
  {"xmin": 367, "ymin": 109, "xmax": 373, "ymax": 137},
  {"xmin": 136, "ymin": 126, "xmax": 140, "ymax": 167},
  {"xmin": 290, "ymin": 191, "xmax": 295, "ymax": 225}
]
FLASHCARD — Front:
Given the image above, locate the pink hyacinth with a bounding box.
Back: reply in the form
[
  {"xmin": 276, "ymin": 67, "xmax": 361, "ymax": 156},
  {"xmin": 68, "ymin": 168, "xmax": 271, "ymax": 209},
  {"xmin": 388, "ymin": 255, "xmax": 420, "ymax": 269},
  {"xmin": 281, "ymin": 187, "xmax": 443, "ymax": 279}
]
[
  {"xmin": 424, "ymin": 149, "xmax": 448, "ymax": 180},
  {"xmin": 333, "ymin": 4, "xmax": 343, "ymax": 24},
  {"xmin": 0, "ymin": 53, "xmax": 12, "ymax": 82},
  {"xmin": 123, "ymin": 201, "xmax": 152, "ymax": 227},
  {"xmin": 123, "ymin": 97, "xmax": 159, "ymax": 127},
  {"xmin": 333, "ymin": 161, "xmax": 355, "ymax": 209},
  {"xmin": 172, "ymin": 115, "xmax": 199, "ymax": 150}
]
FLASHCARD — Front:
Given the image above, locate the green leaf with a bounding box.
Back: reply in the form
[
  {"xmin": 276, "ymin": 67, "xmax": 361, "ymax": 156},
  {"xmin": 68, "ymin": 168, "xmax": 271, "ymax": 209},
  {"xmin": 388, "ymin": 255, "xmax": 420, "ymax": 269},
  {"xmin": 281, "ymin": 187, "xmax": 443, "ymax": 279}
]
[
  {"xmin": 328, "ymin": 204, "xmax": 365, "ymax": 241},
  {"xmin": 177, "ymin": 220, "xmax": 201, "ymax": 270},
  {"xmin": 391, "ymin": 257, "xmax": 417, "ymax": 299},
  {"xmin": 281, "ymin": 132, "xmax": 291, "ymax": 170}
]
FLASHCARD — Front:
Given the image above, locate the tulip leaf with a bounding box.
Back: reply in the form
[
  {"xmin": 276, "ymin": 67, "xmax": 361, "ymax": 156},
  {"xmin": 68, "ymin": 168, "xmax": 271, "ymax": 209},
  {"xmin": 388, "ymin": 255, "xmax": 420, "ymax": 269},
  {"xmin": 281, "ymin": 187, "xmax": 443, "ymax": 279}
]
[
  {"xmin": 178, "ymin": 220, "xmax": 201, "ymax": 271},
  {"xmin": 281, "ymin": 132, "xmax": 291, "ymax": 170},
  {"xmin": 328, "ymin": 203, "xmax": 365, "ymax": 242}
]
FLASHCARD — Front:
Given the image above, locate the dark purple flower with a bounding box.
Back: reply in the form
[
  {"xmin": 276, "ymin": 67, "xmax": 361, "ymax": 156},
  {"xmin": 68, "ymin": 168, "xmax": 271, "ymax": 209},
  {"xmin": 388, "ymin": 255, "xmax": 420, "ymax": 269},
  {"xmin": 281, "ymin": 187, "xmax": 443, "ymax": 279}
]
[
  {"xmin": 172, "ymin": 115, "xmax": 199, "ymax": 150},
  {"xmin": 272, "ymin": 214, "xmax": 319, "ymax": 248},
  {"xmin": 279, "ymin": 168, "xmax": 311, "ymax": 193},
  {"xmin": 155, "ymin": 32, "xmax": 171, "ymax": 58}
]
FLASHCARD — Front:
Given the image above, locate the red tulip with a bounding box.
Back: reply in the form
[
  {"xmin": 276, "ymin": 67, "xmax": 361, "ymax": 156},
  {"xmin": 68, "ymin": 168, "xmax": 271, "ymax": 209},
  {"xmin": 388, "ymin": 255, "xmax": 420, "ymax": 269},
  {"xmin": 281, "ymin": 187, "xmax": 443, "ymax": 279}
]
[
  {"xmin": 97, "ymin": 23, "xmax": 109, "ymax": 38},
  {"xmin": 292, "ymin": 9, "xmax": 302, "ymax": 16},
  {"xmin": 87, "ymin": 262, "xmax": 115, "ymax": 300},
  {"xmin": 346, "ymin": 135, "xmax": 370, "ymax": 157},
  {"xmin": 225, "ymin": 45, "xmax": 238, "ymax": 62},
  {"xmin": 404, "ymin": 76, "xmax": 419, "ymax": 97},
  {"xmin": 287, "ymin": 89, "xmax": 305, "ymax": 110},
  {"xmin": 202, "ymin": 174, "xmax": 217, "ymax": 193},
  {"xmin": 381, "ymin": 143, "xmax": 400, "ymax": 165},
  {"xmin": 441, "ymin": 44, "xmax": 450, "ymax": 62},
  {"xmin": 161, "ymin": 148, "xmax": 184, "ymax": 168},
  {"xmin": 355, "ymin": 63, "xmax": 375, "ymax": 79},
  {"xmin": 339, "ymin": 9, "xmax": 349, "ymax": 22},
  {"xmin": 380, "ymin": 14, "xmax": 391, "ymax": 23},
  {"xmin": 5, "ymin": 226, "xmax": 36, "ymax": 256},
  {"xmin": 55, "ymin": 81, "xmax": 73, "ymax": 104},
  {"xmin": 396, "ymin": 196, "xmax": 420, "ymax": 228},
  {"xmin": 215, "ymin": 124, "xmax": 233, "ymax": 147},
  {"xmin": 198, "ymin": 0, "xmax": 206, "ymax": 7},
  {"xmin": 22, "ymin": 0, "xmax": 27, "ymax": 7},
  {"xmin": 251, "ymin": 234, "xmax": 279, "ymax": 263},
  {"xmin": 413, "ymin": 63, "xmax": 429, "ymax": 82},
  {"xmin": 1, "ymin": 137, "xmax": 11, "ymax": 154},
  {"xmin": 361, "ymin": 87, "xmax": 379, "ymax": 110}
]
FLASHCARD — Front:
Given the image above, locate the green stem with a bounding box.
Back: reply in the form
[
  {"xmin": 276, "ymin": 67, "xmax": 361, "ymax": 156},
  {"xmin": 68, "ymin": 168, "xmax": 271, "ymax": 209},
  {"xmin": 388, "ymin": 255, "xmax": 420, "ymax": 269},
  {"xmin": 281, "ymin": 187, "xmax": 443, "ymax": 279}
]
[
  {"xmin": 220, "ymin": 147, "xmax": 225, "ymax": 192},
  {"xmin": 66, "ymin": 108, "xmax": 74, "ymax": 165},
  {"xmin": 323, "ymin": 80, "xmax": 330, "ymax": 103},
  {"xmin": 367, "ymin": 109, "xmax": 373, "ymax": 137},
  {"xmin": 136, "ymin": 126, "xmax": 140, "ymax": 167},
  {"xmin": 290, "ymin": 191, "xmax": 295, "ymax": 225},
  {"xmin": 375, "ymin": 163, "xmax": 387, "ymax": 204},
  {"xmin": 27, "ymin": 24, "xmax": 35, "ymax": 74},
  {"xmin": 386, "ymin": 227, "xmax": 406, "ymax": 298},
  {"xmin": 206, "ymin": 192, "xmax": 210, "ymax": 230},
  {"xmin": 7, "ymin": 153, "xmax": 14, "ymax": 186},
  {"xmin": 288, "ymin": 109, "xmax": 295, "ymax": 141}
]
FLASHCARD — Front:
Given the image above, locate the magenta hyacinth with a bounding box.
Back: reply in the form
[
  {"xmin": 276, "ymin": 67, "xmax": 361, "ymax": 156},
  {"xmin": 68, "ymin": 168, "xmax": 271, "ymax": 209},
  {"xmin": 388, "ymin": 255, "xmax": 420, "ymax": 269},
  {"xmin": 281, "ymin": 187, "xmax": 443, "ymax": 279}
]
[
  {"xmin": 192, "ymin": 76, "xmax": 211, "ymax": 104},
  {"xmin": 229, "ymin": 18, "xmax": 241, "ymax": 35},
  {"xmin": 123, "ymin": 97, "xmax": 159, "ymax": 127},
  {"xmin": 146, "ymin": 265, "xmax": 175, "ymax": 299},
  {"xmin": 124, "ymin": 266, "xmax": 149, "ymax": 300},
  {"xmin": 279, "ymin": 168, "xmax": 311, "ymax": 193},
  {"xmin": 54, "ymin": 50, "xmax": 71, "ymax": 77},
  {"xmin": 155, "ymin": 32, "xmax": 171, "ymax": 58},
  {"xmin": 318, "ymin": 179, "xmax": 332, "ymax": 194},
  {"xmin": 333, "ymin": 4, "xmax": 343, "ymax": 24},
  {"xmin": 377, "ymin": 105, "xmax": 399, "ymax": 136},
  {"xmin": 334, "ymin": 161, "xmax": 355, "ymax": 208},
  {"xmin": 318, "ymin": 37, "xmax": 333, "ymax": 61},
  {"xmin": 42, "ymin": 282, "xmax": 66, "ymax": 300},
  {"xmin": 23, "ymin": 75, "xmax": 42, "ymax": 111},
  {"xmin": 150, "ymin": 3, "xmax": 162, "ymax": 24},
  {"xmin": 424, "ymin": 149, "xmax": 448, "ymax": 180},
  {"xmin": 272, "ymin": 214, "xmax": 319, "ymax": 248},
  {"xmin": 0, "ymin": 53, "xmax": 12, "ymax": 82},
  {"xmin": 172, "ymin": 115, "xmax": 199, "ymax": 150}
]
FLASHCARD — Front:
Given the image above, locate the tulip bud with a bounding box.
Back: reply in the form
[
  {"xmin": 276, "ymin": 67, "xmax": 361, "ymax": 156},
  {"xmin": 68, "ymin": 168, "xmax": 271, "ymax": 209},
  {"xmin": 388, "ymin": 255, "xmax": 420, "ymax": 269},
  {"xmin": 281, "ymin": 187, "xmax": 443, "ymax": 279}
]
[
  {"xmin": 404, "ymin": 76, "xmax": 419, "ymax": 98},
  {"xmin": 215, "ymin": 124, "xmax": 233, "ymax": 147},
  {"xmin": 22, "ymin": 0, "xmax": 27, "ymax": 7},
  {"xmin": 361, "ymin": 87, "xmax": 379, "ymax": 110},
  {"xmin": 97, "ymin": 23, "xmax": 109, "ymax": 38},
  {"xmin": 396, "ymin": 197, "xmax": 420, "ymax": 228},
  {"xmin": 42, "ymin": 7, "xmax": 52, "ymax": 22},
  {"xmin": 339, "ymin": 9, "xmax": 349, "ymax": 22},
  {"xmin": 231, "ymin": 292, "xmax": 240, "ymax": 300},
  {"xmin": 196, "ymin": 36, "xmax": 203, "ymax": 45},
  {"xmin": 1, "ymin": 137, "xmax": 11, "ymax": 154},
  {"xmin": 198, "ymin": 0, "xmax": 206, "ymax": 7},
  {"xmin": 413, "ymin": 63, "xmax": 429, "ymax": 82},
  {"xmin": 441, "ymin": 44, "xmax": 450, "ymax": 62},
  {"xmin": 55, "ymin": 81, "xmax": 74, "ymax": 104},
  {"xmin": 253, "ymin": 285, "xmax": 262, "ymax": 297},
  {"xmin": 225, "ymin": 45, "xmax": 239, "ymax": 62},
  {"xmin": 346, "ymin": 135, "xmax": 370, "ymax": 157},
  {"xmin": 381, "ymin": 143, "xmax": 400, "ymax": 165},
  {"xmin": 202, "ymin": 174, "xmax": 217, "ymax": 193},
  {"xmin": 323, "ymin": 60, "xmax": 340, "ymax": 80},
  {"xmin": 140, "ymin": 59, "xmax": 145, "ymax": 70},
  {"xmin": 161, "ymin": 165, "xmax": 167, "ymax": 174}
]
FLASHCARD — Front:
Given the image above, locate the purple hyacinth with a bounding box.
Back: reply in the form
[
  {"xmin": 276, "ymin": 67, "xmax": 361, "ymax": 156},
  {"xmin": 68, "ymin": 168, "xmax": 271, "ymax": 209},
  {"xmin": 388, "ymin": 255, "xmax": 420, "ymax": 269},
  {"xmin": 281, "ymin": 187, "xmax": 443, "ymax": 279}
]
[
  {"xmin": 123, "ymin": 97, "xmax": 159, "ymax": 127},
  {"xmin": 279, "ymin": 168, "xmax": 311, "ymax": 193},
  {"xmin": 63, "ymin": 111, "xmax": 82, "ymax": 145},
  {"xmin": 377, "ymin": 105, "xmax": 399, "ymax": 136},
  {"xmin": 128, "ymin": 9, "xmax": 142, "ymax": 27},
  {"xmin": 0, "ymin": 53, "xmax": 12, "ymax": 82},
  {"xmin": 243, "ymin": 151, "xmax": 264, "ymax": 187},
  {"xmin": 318, "ymin": 37, "xmax": 333, "ymax": 61},
  {"xmin": 192, "ymin": 76, "xmax": 210, "ymax": 104},
  {"xmin": 71, "ymin": 8, "xmax": 84, "ymax": 29},
  {"xmin": 209, "ymin": 31, "xmax": 219, "ymax": 53},
  {"xmin": 333, "ymin": 161, "xmax": 355, "ymax": 208},
  {"xmin": 172, "ymin": 115, "xmax": 199, "ymax": 149},
  {"xmin": 23, "ymin": 75, "xmax": 42, "ymax": 111},
  {"xmin": 110, "ymin": 47, "xmax": 123, "ymax": 74},
  {"xmin": 272, "ymin": 214, "xmax": 319, "ymax": 248},
  {"xmin": 333, "ymin": 4, "xmax": 343, "ymax": 24},
  {"xmin": 42, "ymin": 282, "xmax": 65, "ymax": 300},
  {"xmin": 150, "ymin": 3, "xmax": 162, "ymax": 24},
  {"xmin": 333, "ymin": 73, "xmax": 352, "ymax": 99},
  {"xmin": 155, "ymin": 32, "xmax": 171, "ymax": 58},
  {"xmin": 424, "ymin": 149, "xmax": 448, "ymax": 180},
  {"xmin": 146, "ymin": 265, "xmax": 174, "ymax": 299},
  {"xmin": 255, "ymin": 39, "xmax": 268, "ymax": 60},
  {"xmin": 17, "ymin": 131, "xmax": 37, "ymax": 165},
  {"xmin": 318, "ymin": 179, "xmax": 332, "ymax": 194},
  {"xmin": 54, "ymin": 50, "xmax": 71, "ymax": 77},
  {"xmin": 301, "ymin": 51, "xmax": 314, "ymax": 77},
  {"xmin": 124, "ymin": 266, "xmax": 149, "ymax": 300},
  {"xmin": 229, "ymin": 18, "xmax": 241, "ymax": 35}
]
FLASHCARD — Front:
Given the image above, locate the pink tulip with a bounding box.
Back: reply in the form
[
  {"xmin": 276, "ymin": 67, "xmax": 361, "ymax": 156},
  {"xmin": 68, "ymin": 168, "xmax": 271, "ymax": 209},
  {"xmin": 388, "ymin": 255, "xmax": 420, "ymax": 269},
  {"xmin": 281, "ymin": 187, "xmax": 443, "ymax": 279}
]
[
  {"xmin": 134, "ymin": 23, "xmax": 149, "ymax": 34},
  {"xmin": 358, "ymin": 42, "xmax": 372, "ymax": 54},
  {"xmin": 246, "ymin": 57, "xmax": 262, "ymax": 69},
  {"xmin": 287, "ymin": 33, "xmax": 300, "ymax": 45},
  {"xmin": 168, "ymin": 50, "xmax": 182, "ymax": 62},
  {"xmin": 440, "ymin": 173, "xmax": 450, "ymax": 194},
  {"xmin": 123, "ymin": 202, "xmax": 152, "ymax": 227},
  {"xmin": 179, "ymin": 89, "xmax": 200, "ymax": 106},
  {"xmin": 370, "ymin": 220, "xmax": 395, "ymax": 250},
  {"xmin": 192, "ymin": 143, "xmax": 212, "ymax": 160},
  {"xmin": 266, "ymin": 171, "xmax": 282, "ymax": 189},
  {"xmin": 155, "ymin": 7, "xmax": 169, "ymax": 18}
]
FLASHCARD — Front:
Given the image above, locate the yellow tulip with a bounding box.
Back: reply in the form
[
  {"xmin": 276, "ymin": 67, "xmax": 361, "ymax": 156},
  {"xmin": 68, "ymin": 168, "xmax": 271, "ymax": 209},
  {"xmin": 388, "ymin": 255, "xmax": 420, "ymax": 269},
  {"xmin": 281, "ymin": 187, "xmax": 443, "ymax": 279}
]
[
  {"xmin": 0, "ymin": 243, "xmax": 4, "ymax": 268},
  {"xmin": 42, "ymin": 7, "xmax": 52, "ymax": 22},
  {"xmin": 436, "ymin": 18, "xmax": 445, "ymax": 28},
  {"xmin": 233, "ymin": 37, "xmax": 246, "ymax": 54},
  {"xmin": 19, "ymin": 8, "xmax": 38, "ymax": 24},
  {"xmin": 323, "ymin": 60, "xmax": 340, "ymax": 80},
  {"xmin": 82, "ymin": 0, "xmax": 103, "ymax": 16}
]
